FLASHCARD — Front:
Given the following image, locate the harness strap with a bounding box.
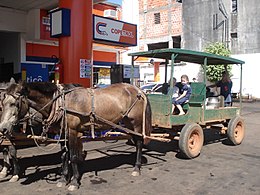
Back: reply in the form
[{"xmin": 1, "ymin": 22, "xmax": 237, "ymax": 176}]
[
  {"xmin": 39, "ymin": 86, "xmax": 84, "ymax": 126},
  {"xmin": 87, "ymin": 88, "xmax": 95, "ymax": 139},
  {"xmin": 46, "ymin": 85, "xmax": 64, "ymax": 124},
  {"xmin": 94, "ymin": 115, "xmax": 143, "ymax": 137},
  {"xmin": 122, "ymin": 93, "xmax": 142, "ymax": 118}
]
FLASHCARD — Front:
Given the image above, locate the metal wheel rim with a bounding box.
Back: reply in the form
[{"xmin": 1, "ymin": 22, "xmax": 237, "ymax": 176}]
[
  {"xmin": 234, "ymin": 121, "xmax": 244, "ymax": 142},
  {"xmin": 188, "ymin": 130, "xmax": 202, "ymax": 153}
]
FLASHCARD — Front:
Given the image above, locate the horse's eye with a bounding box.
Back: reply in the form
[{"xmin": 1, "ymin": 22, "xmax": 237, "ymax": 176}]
[{"xmin": 10, "ymin": 103, "xmax": 16, "ymax": 107}]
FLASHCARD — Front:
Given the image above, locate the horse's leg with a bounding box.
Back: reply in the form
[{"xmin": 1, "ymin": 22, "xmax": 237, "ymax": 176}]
[
  {"xmin": 0, "ymin": 147, "xmax": 10, "ymax": 178},
  {"xmin": 8, "ymin": 144, "xmax": 19, "ymax": 182},
  {"xmin": 57, "ymin": 143, "xmax": 70, "ymax": 188},
  {"xmin": 122, "ymin": 117, "xmax": 144, "ymax": 176},
  {"xmin": 131, "ymin": 135, "xmax": 143, "ymax": 177},
  {"xmin": 67, "ymin": 129, "xmax": 83, "ymax": 191}
]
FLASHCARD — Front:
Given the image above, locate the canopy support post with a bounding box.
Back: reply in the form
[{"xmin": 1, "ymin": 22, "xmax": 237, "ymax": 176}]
[
  {"xmin": 131, "ymin": 56, "xmax": 134, "ymax": 85},
  {"xmin": 239, "ymin": 63, "xmax": 243, "ymax": 111}
]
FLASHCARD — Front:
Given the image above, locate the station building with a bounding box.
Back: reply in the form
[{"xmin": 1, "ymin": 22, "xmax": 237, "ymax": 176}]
[{"xmin": 0, "ymin": 0, "xmax": 137, "ymax": 87}]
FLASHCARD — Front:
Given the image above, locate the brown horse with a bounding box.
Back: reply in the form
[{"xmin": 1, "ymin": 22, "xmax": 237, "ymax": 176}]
[{"xmin": 0, "ymin": 82, "xmax": 152, "ymax": 191}]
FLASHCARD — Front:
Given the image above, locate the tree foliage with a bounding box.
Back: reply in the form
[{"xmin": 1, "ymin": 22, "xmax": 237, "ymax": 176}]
[{"xmin": 204, "ymin": 42, "xmax": 232, "ymax": 83}]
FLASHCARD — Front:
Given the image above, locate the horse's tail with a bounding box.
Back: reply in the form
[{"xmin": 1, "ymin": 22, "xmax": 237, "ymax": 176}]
[{"xmin": 140, "ymin": 91, "xmax": 152, "ymax": 145}]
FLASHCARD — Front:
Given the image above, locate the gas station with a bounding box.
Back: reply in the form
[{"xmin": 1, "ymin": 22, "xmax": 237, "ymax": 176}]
[{"xmin": 0, "ymin": 0, "xmax": 137, "ymax": 87}]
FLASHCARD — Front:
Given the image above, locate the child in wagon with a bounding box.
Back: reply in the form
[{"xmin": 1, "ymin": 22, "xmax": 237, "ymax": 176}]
[
  {"xmin": 172, "ymin": 74, "xmax": 192, "ymax": 115},
  {"xmin": 168, "ymin": 77, "xmax": 179, "ymax": 101}
]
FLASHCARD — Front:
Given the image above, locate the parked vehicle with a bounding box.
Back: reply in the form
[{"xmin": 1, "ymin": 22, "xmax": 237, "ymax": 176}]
[
  {"xmin": 140, "ymin": 83, "xmax": 163, "ymax": 93},
  {"xmin": 140, "ymin": 83, "xmax": 157, "ymax": 93}
]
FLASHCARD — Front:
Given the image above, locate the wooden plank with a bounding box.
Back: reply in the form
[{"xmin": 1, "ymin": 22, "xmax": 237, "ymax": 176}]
[{"xmin": 80, "ymin": 135, "xmax": 131, "ymax": 142}]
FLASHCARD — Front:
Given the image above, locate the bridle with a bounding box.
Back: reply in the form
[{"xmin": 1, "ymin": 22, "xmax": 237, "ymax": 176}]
[{"xmin": 1, "ymin": 92, "xmax": 28, "ymax": 127}]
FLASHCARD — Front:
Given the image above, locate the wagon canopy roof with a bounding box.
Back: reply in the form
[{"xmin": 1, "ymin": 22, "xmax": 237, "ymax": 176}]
[{"xmin": 128, "ymin": 48, "xmax": 244, "ymax": 65}]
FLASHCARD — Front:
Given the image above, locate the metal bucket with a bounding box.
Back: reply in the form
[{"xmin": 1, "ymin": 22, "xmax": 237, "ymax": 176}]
[{"xmin": 206, "ymin": 97, "xmax": 220, "ymax": 108}]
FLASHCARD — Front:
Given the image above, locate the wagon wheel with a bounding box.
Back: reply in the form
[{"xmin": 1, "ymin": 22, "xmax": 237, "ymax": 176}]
[
  {"xmin": 227, "ymin": 116, "xmax": 245, "ymax": 145},
  {"xmin": 179, "ymin": 123, "xmax": 204, "ymax": 159}
]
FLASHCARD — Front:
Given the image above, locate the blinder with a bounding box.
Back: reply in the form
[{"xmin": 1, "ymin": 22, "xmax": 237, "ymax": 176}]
[
  {"xmin": 0, "ymin": 90, "xmax": 6, "ymax": 111},
  {"xmin": 4, "ymin": 93, "xmax": 27, "ymax": 123},
  {"xmin": 14, "ymin": 94, "xmax": 28, "ymax": 121}
]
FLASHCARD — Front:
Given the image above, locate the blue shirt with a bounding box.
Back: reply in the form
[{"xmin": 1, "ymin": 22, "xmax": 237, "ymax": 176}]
[
  {"xmin": 180, "ymin": 83, "xmax": 192, "ymax": 100},
  {"xmin": 216, "ymin": 80, "xmax": 232, "ymax": 100}
]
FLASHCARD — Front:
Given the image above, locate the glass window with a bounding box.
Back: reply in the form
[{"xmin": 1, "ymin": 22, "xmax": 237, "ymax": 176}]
[
  {"xmin": 154, "ymin": 13, "xmax": 161, "ymax": 24},
  {"xmin": 232, "ymin": 0, "xmax": 237, "ymax": 13}
]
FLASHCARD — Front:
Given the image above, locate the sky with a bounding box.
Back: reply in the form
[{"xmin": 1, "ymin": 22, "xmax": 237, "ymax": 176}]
[{"xmin": 107, "ymin": 0, "xmax": 122, "ymax": 5}]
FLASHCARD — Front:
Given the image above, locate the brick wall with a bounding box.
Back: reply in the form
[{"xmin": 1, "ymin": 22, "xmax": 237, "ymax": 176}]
[
  {"xmin": 139, "ymin": 0, "xmax": 182, "ymax": 50},
  {"xmin": 170, "ymin": 5, "xmax": 182, "ymax": 36}
]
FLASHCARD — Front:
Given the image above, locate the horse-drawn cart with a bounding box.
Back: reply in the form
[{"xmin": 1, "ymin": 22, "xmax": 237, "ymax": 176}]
[
  {"xmin": 128, "ymin": 48, "xmax": 245, "ymax": 158},
  {"xmin": 0, "ymin": 49, "xmax": 245, "ymax": 159},
  {"xmin": 0, "ymin": 48, "xmax": 245, "ymax": 191}
]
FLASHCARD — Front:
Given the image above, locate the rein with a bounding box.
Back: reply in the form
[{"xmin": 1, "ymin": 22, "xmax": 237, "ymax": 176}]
[
  {"xmin": 21, "ymin": 86, "xmax": 83, "ymax": 123},
  {"xmin": 17, "ymin": 86, "xmax": 84, "ymax": 151}
]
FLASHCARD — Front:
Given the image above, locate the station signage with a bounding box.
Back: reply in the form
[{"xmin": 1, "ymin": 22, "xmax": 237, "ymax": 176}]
[
  {"xmin": 123, "ymin": 65, "xmax": 140, "ymax": 78},
  {"xmin": 50, "ymin": 8, "xmax": 71, "ymax": 38},
  {"xmin": 93, "ymin": 15, "xmax": 137, "ymax": 46},
  {"xmin": 21, "ymin": 63, "xmax": 50, "ymax": 82}
]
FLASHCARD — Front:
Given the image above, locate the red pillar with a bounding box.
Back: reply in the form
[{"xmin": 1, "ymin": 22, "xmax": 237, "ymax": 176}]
[{"xmin": 59, "ymin": 0, "xmax": 92, "ymax": 87}]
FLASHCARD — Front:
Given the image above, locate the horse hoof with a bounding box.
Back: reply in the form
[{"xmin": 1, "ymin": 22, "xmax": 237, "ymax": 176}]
[
  {"xmin": 9, "ymin": 175, "xmax": 19, "ymax": 182},
  {"xmin": 131, "ymin": 171, "xmax": 141, "ymax": 177},
  {"xmin": 68, "ymin": 184, "xmax": 78, "ymax": 191},
  {"xmin": 0, "ymin": 167, "xmax": 8, "ymax": 178},
  {"xmin": 0, "ymin": 173, "xmax": 7, "ymax": 179},
  {"xmin": 56, "ymin": 181, "xmax": 64, "ymax": 188}
]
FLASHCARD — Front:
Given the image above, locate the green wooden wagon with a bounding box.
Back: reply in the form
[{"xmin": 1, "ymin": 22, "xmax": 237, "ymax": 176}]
[{"xmin": 129, "ymin": 48, "xmax": 245, "ymax": 158}]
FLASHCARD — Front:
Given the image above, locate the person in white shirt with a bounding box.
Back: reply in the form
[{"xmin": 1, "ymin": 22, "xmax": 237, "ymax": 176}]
[
  {"xmin": 171, "ymin": 77, "xmax": 179, "ymax": 100},
  {"xmin": 168, "ymin": 77, "xmax": 180, "ymax": 114}
]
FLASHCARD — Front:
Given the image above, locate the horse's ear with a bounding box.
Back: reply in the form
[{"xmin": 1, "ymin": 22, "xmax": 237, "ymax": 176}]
[
  {"xmin": 19, "ymin": 82, "xmax": 29, "ymax": 96},
  {"xmin": 9, "ymin": 77, "xmax": 16, "ymax": 84}
]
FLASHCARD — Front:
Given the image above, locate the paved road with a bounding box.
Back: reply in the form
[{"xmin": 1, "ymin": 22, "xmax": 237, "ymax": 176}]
[{"xmin": 0, "ymin": 102, "xmax": 259, "ymax": 195}]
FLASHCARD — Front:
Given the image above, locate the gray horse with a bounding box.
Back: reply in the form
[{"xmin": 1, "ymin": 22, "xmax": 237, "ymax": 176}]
[{"xmin": 0, "ymin": 78, "xmax": 43, "ymax": 182}]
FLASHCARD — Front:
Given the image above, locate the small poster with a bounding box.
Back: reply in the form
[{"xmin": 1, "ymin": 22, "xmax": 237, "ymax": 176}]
[
  {"xmin": 123, "ymin": 65, "xmax": 140, "ymax": 78},
  {"xmin": 80, "ymin": 59, "xmax": 92, "ymax": 78}
]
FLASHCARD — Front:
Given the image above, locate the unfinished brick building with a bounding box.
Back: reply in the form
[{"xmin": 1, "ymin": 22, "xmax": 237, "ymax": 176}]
[{"xmin": 138, "ymin": 0, "xmax": 182, "ymax": 51}]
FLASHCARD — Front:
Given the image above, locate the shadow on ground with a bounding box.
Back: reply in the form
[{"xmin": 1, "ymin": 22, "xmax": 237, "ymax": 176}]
[{"xmin": 0, "ymin": 128, "xmax": 232, "ymax": 185}]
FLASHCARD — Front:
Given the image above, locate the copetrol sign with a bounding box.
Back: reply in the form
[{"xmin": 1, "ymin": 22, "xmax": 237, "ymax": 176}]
[{"xmin": 93, "ymin": 15, "xmax": 137, "ymax": 46}]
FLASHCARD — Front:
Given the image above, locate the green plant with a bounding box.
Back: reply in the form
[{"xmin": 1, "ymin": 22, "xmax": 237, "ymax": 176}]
[{"xmin": 204, "ymin": 42, "xmax": 232, "ymax": 83}]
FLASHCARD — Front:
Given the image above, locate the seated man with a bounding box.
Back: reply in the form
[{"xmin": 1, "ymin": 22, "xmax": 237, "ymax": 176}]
[{"xmin": 172, "ymin": 75, "xmax": 192, "ymax": 115}]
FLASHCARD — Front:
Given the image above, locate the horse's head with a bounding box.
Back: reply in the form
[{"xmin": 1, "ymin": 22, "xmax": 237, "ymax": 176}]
[{"xmin": 0, "ymin": 82, "xmax": 29, "ymax": 135}]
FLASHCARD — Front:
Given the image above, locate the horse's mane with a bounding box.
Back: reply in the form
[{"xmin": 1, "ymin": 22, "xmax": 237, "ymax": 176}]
[
  {"xmin": 5, "ymin": 82, "xmax": 82, "ymax": 96},
  {"xmin": 24, "ymin": 82, "xmax": 82, "ymax": 92},
  {"xmin": 6, "ymin": 83, "xmax": 19, "ymax": 94},
  {"xmin": 24, "ymin": 82, "xmax": 58, "ymax": 94},
  {"xmin": 63, "ymin": 83, "xmax": 82, "ymax": 90}
]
